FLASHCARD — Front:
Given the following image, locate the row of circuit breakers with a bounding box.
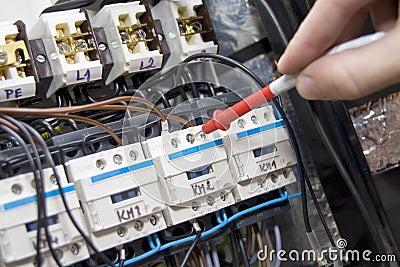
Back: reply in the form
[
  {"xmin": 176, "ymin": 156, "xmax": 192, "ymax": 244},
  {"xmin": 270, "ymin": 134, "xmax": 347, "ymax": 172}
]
[
  {"xmin": 0, "ymin": 0, "xmax": 217, "ymax": 102},
  {"xmin": 0, "ymin": 105, "xmax": 297, "ymax": 266}
]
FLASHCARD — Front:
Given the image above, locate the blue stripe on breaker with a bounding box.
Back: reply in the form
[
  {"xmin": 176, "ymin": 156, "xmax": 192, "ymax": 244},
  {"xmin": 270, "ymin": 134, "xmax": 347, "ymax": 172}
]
[
  {"xmin": 2, "ymin": 185, "xmax": 75, "ymax": 211},
  {"xmin": 168, "ymin": 139, "xmax": 223, "ymax": 160},
  {"xmin": 91, "ymin": 160, "xmax": 154, "ymax": 183},
  {"xmin": 236, "ymin": 120, "xmax": 285, "ymax": 139}
]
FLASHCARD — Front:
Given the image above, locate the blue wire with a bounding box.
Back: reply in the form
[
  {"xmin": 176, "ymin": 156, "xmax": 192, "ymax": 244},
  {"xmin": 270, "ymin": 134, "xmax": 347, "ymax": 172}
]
[
  {"xmin": 118, "ymin": 234, "xmax": 161, "ymax": 266},
  {"xmin": 120, "ymin": 192, "xmax": 301, "ymax": 266}
]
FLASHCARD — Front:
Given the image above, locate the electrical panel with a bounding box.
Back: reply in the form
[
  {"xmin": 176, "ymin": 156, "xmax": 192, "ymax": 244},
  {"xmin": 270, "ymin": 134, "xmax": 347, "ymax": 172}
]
[
  {"xmin": 66, "ymin": 143, "xmax": 167, "ymax": 251},
  {"xmin": 0, "ymin": 166, "xmax": 89, "ymax": 267},
  {"xmin": 0, "ymin": 1, "xmax": 308, "ymax": 266}
]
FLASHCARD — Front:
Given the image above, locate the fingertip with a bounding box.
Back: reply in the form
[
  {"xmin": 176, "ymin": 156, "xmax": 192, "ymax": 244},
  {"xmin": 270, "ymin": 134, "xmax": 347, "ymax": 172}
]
[{"xmin": 296, "ymin": 74, "xmax": 320, "ymax": 100}]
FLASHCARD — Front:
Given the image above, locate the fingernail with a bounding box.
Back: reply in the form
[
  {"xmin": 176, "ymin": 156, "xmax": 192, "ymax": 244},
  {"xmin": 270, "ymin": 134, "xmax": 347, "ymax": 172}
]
[
  {"xmin": 297, "ymin": 75, "xmax": 319, "ymax": 99},
  {"xmin": 277, "ymin": 54, "xmax": 286, "ymax": 70}
]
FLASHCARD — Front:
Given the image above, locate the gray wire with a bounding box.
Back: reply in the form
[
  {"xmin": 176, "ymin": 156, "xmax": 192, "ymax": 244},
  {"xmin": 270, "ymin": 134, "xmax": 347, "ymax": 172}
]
[
  {"xmin": 202, "ymin": 243, "xmax": 213, "ymax": 267},
  {"xmin": 210, "ymin": 239, "xmax": 220, "ymax": 267},
  {"xmin": 18, "ymin": 122, "xmax": 113, "ymax": 266},
  {"xmin": 274, "ymin": 225, "xmax": 282, "ymax": 267},
  {"xmin": 0, "ymin": 115, "xmax": 46, "ymax": 267}
]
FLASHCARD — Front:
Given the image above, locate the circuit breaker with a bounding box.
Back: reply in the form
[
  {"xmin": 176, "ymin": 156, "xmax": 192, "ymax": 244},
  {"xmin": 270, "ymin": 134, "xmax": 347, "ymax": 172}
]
[
  {"xmin": 0, "ymin": 166, "xmax": 89, "ymax": 267},
  {"xmin": 66, "ymin": 143, "xmax": 167, "ymax": 251},
  {"xmin": 142, "ymin": 125, "xmax": 236, "ymax": 226},
  {"xmin": 222, "ymin": 106, "xmax": 297, "ymax": 202}
]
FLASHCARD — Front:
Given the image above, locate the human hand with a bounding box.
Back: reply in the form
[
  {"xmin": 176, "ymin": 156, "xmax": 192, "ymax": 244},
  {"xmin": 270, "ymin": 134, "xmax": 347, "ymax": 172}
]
[{"xmin": 278, "ymin": 0, "xmax": 400, "ymax": 100}]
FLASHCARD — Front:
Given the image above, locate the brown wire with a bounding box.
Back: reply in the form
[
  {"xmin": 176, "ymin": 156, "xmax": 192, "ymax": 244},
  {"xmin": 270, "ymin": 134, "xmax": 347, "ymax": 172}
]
[
  {"xmin": 189, "ymin": 253, "xmax": 198, "ymax": 267},
  {"xmin": 97, "ymin": 105, "xmax": 194, "ymax": 127},
  {"xmin": 5, "ymin": 112, "xmax": 123, "ymax": 146},
  {"xmin": 0, "ymin": 96, "xmax": 165, "ymax": 121},
  {"xmin": 194, "ymin": 246, "xmax": 206, "ymax": 267},
  {"xmin": 253, "ymin": 224, "xmax": 267, "ymax": 267},
  {"xmin": 246, "ymin": 226, "xmax": 253, "ymax": 258}
]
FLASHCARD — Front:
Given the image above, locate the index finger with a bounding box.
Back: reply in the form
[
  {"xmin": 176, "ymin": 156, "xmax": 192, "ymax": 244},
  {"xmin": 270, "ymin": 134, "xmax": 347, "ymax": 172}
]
[{"xmin": 278, "ymin": 0, "xmax": 374, "ymax": 74}]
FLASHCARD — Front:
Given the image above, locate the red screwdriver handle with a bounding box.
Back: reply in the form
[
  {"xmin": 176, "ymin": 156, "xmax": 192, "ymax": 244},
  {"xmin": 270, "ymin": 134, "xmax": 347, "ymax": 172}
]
[{"xmin": 202, "ymin": 85, "xmax": 275, "ymax": 134}]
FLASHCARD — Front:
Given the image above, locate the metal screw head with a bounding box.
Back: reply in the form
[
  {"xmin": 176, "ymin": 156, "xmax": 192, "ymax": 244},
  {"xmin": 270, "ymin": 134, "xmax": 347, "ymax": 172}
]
[
  {"xmin": 49, "ymin": 174, "xmax": 57, "ymax": 185},
  {"xmin": 133, "ymin": 29, "xmax": 147, "ymax": 41},
  {"xmin": 186, "ymin": 133, "xmax": 195, "ymax": 144},
  {"xmin": 237, "ymin": 119, "xmax": 245, "ymax": 128},
  {"xmin": 192, "ymin": 201, "xmax": 199, "ymax": 211},
  {"xmin": 0, "ymin": 49, "xmax": 8, "ymax": 64},
  {"xmin": 120, "ymin": 31, "xmax": 131, "ymax": 43},
  {"xmin": 150, "ymin": 215, "xmax": 158, "ymax": 226},
  {"xmin": 200, "ymin": 133, "xmax": 207, "ymax": 141},
  {"xmin": 11, "ymin": 184, "xmax": 22, "ymax": 195},
  {"xmin": 129, "ymin": 151, "xmax": 137, "ymax": 161},
  {"xmin": 257, "ymin": 179, "xmax": 265, "ymax": 188},
  {"xmin": 36, "ymin": 54, "xmax": 46, "ymax": 63},
  {"xmin": 157, "ymin": 33, "xmax": 164, "ymax": 42},
  {"xmin": 54, "ymin": 249, "xmax": 63, "ymax": 260},
  {"xmin": 251, "ymin": 115, "xmax": 258, "ymax": 124},
  {"xmin": 31, "ymin": 179, "xmax": 36, "ymax": 189},
  {"xmin": 57, "ymin": 41, "xmax": 72, "ymax": 54},
  {"xmin": 171, "ymin": 139, "xmax": 178, "ymax": 148},
  {"xmin": 113, "ymin": 154, "xmax": 123, "ymax": 165},
  {"xmin": 96, "ymin": 160, "xmax": 105, "ymax": 170},
  {"xmin": 70, "ymin": 243, "xmax": 80, "ymax": 255},
  {"xmin": 133, "ymin": 221, "xmax": 143, "ymax": 231},
  {"xmin": 283, "ymin": 170, "xmax": 288, "ymax": 178},
  {"xmin": 191, "ymin": 21, "xmax": 203, "ymax": 32},
  {"xmin": 271, "ymin": 174, "xmax": 278, "ymax": 183},
  {"xmin": 98, "ymin": 43, "xmax": 107, "ymax": 51},
  {"xmin": 264, "ymin": 111, "xmax": 271, "ymax": 121},
  {"xmin": 207, "ymin": 196, "xmax": 214, "ymax": 206},
  {"xmin": 220, "ymin": 191, "xmax": 226, "ymax": 201},
  {"xmin": 75, "ymin": 39, "xmax": 88, "ymax": 51},
  {"xmin": 117, "ymin": 226, "xmax": 126, "ymax": 237}
]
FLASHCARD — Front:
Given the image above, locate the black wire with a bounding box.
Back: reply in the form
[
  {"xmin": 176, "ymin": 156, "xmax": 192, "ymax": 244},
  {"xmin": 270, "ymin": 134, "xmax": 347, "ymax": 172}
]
[
  {"xmin": 118, "ymin": 259, "xmax": 125, "ymax": 267},
  {"xmin": 31, "ymin": 119, "xmax": 59, "ymax": 136},
  {"xmin": 2, "ymin": 117, "xmax": 63, "ymax": 266},
  {"xmin": 0, "ymin": 123, "xmax": 44, "ymax": 267},
  {"xmin": 229, "ymin": 233, "xmax": 239, "ymax": 267},
  {"xmin": 19, "ymin": 122, "xmax": 114, "ymax": 266},
  {"xmin": 234, "ymin": 230, "xmax": 250, "ymax": 267},
  {"xmin": 180, "ymin": 225, "xmax": 202, "ymax": 267},
  {"xmin": 307, "ymin": 102, "xmax": 387, "ymax": 256}
]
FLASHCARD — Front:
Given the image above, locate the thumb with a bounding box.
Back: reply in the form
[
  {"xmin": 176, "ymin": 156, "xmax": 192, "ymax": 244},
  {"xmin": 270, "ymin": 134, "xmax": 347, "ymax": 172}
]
[{"xmin": 296, "ymin": 28, "xmax": 400, "ymax": 100}]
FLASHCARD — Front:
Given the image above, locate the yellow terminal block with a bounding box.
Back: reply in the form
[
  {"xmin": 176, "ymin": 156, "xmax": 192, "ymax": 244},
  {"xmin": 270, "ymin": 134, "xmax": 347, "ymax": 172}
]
[{"xmin": 0, "ymin": 22, "xmax": 36, "ymax": 102}]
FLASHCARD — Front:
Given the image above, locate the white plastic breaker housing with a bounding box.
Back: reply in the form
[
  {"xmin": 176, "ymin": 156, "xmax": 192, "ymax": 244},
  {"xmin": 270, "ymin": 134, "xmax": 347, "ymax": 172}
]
[
  {"xmin": 65, "ymin": 143, "xmax": 167, "ymax": 251},
  {"xmin": 92, "ymin": 2, "xmax": 163, "ymax": 85},
  {"xmin": 142, "ymin": 125, "xmax": 235, "ymax": 226},
  {"xmin": 29, "ymin": 9, "xmax": 102, "ymax": 97},
  {"xmin": 222, "ymin": 106, "xmax": 297, "ymax": 202},
  {"xmin": 0, "ymin": 166, "xmax": 89, "ymax": 267},
  {"xmin": 0, "ymin": 22, "xmax": 36, "ymax": 102},
  {"xmin": 151, "ymin": 0, "xmax": 218, "ymax": 68}
]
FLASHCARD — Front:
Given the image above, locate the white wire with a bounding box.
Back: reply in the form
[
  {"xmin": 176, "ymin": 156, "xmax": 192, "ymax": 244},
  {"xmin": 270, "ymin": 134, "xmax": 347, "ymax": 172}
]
[
  {"xmin": 210, "ymin": 240, "xmax": 220, "ymax": 267},
  {"xmin": 274, "ymin": 225, "xmax": 282, "ymax": 267},
  {"xmin": 203, "ymin": 243, "xmax": 213, "ymax": 267}
]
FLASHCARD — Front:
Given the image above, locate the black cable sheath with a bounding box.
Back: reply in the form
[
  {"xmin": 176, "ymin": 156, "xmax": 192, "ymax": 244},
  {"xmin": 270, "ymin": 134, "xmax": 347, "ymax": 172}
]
[{"xmin": 180, "ymin": 226, "xmax": 202, "ymax": 267}]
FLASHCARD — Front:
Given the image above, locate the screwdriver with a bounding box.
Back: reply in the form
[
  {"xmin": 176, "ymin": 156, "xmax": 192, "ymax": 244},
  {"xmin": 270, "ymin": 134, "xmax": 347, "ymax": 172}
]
[{"xmin": 200, "ymin": 31, "xmax": 385, "ymax": 135}]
